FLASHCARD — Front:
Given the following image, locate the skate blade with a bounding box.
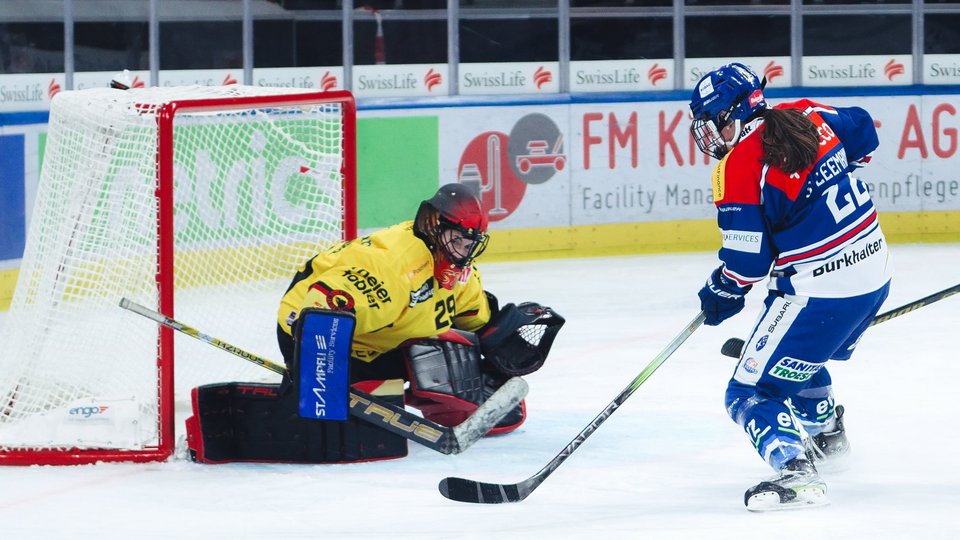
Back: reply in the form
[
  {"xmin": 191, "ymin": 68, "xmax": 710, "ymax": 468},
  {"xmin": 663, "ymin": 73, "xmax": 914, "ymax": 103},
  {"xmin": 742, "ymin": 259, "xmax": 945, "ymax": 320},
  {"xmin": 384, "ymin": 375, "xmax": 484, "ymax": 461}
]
[{"xmin": 746, "ymin": 488, "xmax": 829, "ymax": 512}]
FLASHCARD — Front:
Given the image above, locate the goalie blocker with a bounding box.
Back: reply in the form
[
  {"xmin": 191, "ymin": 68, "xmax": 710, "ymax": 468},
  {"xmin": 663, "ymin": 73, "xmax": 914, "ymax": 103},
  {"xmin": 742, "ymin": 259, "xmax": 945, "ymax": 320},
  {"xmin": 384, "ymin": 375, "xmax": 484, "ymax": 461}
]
[{"xmin": 186, "ymin": 301, "xmax": 564, "ymax": 464}]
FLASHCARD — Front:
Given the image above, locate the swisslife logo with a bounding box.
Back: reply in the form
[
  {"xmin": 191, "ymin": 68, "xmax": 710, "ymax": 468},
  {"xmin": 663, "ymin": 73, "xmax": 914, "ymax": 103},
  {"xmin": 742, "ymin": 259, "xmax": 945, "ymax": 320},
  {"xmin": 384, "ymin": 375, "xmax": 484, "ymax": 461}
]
[
  {"xmin": 47, "ymin": 79, "xmax": 61, "ymax": 99},
  {"xmin": 352, "ymin": 64, "xmax": 448, "ymax": 97},
  {"xmin": 803, "ymin": 54, "xmax": 911, "ymax": 86},
  {"xmin": 685, "ymin": 57, "xmax": 791, "ymax": 89},
  {"xmin": 571, "ymin": 59, "xmax": 675, "ymax": 91},
  {"xmin": 460, "ymin": 62, "xmax": 560, "ymax": 95},
  {"xmin": 424, "ymin": 68, "xmax": 442, "ymax": 91},
  {"xmin": 533, "ymin": 66, "xmax": 552, "ymax": 89},
  {"xmin": 884, "ymin": 59, "xmax": 906, "ymax": 81},
  {"xmin": 321, "ymin": 71, "xmax": 338, "ymax": 91},
  {"xmin": 251, "ymin": 67, "xmax": 344, "ymax": 91},
  {"xmin": 762, "ymin": 61, "xmax": 785, "ymax": 84},
  {"xmin": 923, "ymin": 54, "xmax": 960, "ymax": 84},
  {"xmin": 648, "ymin": 63, "xmax": 668, "ymax": 85}
]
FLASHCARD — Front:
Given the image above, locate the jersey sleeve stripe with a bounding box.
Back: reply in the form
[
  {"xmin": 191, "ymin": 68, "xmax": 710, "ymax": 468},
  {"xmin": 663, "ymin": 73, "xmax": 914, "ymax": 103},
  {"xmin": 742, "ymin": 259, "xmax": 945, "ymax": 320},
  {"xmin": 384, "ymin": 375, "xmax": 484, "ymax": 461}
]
[
  {"xmin": 776, "ymin": 207, "xmax": 875, "ymax": 260},
  {"xmin": 721, "ymin": 266, "xmax": 765, "ymax": 286},
  {"xmin": 774, "ymin": 210, "xmax": 878, "ymax": 267}
]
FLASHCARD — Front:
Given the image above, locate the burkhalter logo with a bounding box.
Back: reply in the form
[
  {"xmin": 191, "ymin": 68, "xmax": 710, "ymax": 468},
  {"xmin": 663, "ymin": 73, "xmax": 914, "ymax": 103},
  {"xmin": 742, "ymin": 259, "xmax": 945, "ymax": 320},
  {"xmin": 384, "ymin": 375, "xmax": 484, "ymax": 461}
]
[
  {"xmin": 763, "ymin": 61, "xmax": 785, "ymax": 84},
  {"xmin": 533, "ymin": 66, "xmax": 552, "ymax": 89},
  {"xmin": 424, "ymin": 68, "xmax": 442, "ymax": 91},
  {"xmin": 884, "ymin": 59, "xmax": 905, "ymax": 81},
  {"xmin": 320, "ymin": 71, "xmax": 338, "ymax": 91},
  {"xmin": 648, "ymin": 63, "xmax": 667, "ymax": 86},
  {"xmin": 457, "ymin": 113, "xmax": 565, "ymax": 221}
]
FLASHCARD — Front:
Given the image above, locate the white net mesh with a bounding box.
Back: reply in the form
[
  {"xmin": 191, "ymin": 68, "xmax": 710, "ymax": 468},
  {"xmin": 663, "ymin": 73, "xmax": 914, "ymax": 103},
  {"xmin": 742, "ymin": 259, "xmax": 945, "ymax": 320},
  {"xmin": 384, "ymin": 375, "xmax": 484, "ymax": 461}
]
[{"xmin": 0, "ymin": 85, "xmax": 351, "ymax": 456}]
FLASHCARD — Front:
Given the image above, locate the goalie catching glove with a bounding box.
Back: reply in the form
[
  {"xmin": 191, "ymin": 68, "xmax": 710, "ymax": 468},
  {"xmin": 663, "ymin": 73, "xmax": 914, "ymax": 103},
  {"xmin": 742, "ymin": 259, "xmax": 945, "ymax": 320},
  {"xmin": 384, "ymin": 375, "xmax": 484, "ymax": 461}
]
[{"xmin": 479, "ymin": 301, "xmax": 565, "ymax": 376}]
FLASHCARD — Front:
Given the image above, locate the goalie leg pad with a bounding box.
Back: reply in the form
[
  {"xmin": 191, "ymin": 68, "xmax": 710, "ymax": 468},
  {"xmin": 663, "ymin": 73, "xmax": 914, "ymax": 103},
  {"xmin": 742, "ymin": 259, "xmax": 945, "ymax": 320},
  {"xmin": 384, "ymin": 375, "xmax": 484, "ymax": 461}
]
[
  {"xmin": 405, "ymin": 332, "xmax": 484, "ymax": 427},
  {"xmin": 185, "ymin": 380, "xmax": 407, "ymax": 464},
  {"xmin": 404, "ymin": 331, "xmax": 525, "ymax": 434}
]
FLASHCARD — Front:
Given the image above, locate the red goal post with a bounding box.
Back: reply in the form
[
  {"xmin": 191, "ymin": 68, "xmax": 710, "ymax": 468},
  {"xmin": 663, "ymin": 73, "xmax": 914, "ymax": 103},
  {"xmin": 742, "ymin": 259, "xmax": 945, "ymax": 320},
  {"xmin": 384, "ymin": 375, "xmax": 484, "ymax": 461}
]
[{"xmin": 0, "ymin": 86, "xmax": 356, "ymax": 465}]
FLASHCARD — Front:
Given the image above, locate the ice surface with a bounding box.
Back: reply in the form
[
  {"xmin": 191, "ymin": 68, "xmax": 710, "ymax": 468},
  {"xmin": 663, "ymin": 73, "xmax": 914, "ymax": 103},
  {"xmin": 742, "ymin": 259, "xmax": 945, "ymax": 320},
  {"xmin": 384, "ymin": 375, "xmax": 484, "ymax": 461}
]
[{"xmin": 0, "ymin": 244, "xmax": 957, "ymax": 539}]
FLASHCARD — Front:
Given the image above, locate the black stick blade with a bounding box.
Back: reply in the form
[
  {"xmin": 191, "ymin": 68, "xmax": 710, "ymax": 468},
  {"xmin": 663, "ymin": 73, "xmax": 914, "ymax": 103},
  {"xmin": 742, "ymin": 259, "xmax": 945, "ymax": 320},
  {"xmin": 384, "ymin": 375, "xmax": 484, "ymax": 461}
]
[
  {"xmin": 438, "ymin": 477, "xmax": 523, "ymax": 504},
  {"xmin": 720, "ymin": 337, "xmax": 745, "ymax": 358}
]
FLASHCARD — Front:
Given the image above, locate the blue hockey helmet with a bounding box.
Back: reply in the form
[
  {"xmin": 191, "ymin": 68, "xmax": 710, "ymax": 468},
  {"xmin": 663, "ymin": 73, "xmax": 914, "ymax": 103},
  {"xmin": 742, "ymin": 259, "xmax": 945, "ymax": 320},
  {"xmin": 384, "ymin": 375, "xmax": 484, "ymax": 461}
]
[{"xmin": 689, "ymin": 63, "xmax": 768, "ymax": 159}]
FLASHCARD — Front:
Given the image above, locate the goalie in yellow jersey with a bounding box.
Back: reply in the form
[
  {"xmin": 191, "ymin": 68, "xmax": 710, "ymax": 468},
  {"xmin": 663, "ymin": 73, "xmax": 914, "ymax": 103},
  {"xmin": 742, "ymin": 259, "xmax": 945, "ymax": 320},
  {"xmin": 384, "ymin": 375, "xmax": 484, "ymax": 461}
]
[
  {"xmin": 278, "ymin": 182, "xmax": 563, "ymax": 429},
  {"xmin": 278, "ymin": 182, "xmax": 495, "ymax": 381},
  {"xmin": 186, "ymin": 183, "xmax": 564, "ymax": 464}
]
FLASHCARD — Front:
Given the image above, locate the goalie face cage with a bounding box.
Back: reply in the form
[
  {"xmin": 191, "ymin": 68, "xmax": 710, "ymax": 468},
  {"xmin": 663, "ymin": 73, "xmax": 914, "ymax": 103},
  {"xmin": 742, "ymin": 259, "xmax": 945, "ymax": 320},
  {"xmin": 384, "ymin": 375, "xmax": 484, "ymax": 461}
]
[{"xmin": 0, "ymin": 87, "xmax": 356, "ymax": 465}]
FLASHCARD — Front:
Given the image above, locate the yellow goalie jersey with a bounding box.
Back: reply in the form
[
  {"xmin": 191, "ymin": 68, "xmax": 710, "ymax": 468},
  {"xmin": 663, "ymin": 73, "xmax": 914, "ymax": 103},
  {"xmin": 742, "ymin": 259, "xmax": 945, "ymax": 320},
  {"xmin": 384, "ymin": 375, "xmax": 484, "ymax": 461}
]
[{"xmin": 277, "ymin": 221, "xmax": 492, "ymax": 362}]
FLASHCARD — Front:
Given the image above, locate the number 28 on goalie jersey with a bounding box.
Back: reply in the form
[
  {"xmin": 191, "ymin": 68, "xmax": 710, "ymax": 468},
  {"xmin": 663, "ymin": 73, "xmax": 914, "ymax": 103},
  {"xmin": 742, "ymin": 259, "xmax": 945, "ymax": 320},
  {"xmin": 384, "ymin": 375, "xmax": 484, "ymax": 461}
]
[
  {"xmin": 277, "ymin": 221, "xmax": 492, "ymax": 362},
  {"xmin": 713, "ymin": 99, "xmax": 893, "ymax": 298}
]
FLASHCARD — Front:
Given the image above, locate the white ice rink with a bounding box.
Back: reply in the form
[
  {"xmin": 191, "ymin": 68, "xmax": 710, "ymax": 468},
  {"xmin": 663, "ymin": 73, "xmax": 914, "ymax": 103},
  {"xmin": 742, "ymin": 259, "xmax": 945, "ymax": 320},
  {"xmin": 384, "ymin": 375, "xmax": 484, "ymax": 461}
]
[{"xmin": 1, "ymin": 244, "xmax": 957, "ymax": 539}]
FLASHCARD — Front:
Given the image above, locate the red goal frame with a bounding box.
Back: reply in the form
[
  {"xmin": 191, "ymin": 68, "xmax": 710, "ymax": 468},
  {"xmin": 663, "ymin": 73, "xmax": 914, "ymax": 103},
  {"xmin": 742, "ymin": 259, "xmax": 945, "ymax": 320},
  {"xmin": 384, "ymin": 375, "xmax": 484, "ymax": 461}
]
[{"xmin": 0, "ymin": 90, "xmax": 356, "ymax": 465}]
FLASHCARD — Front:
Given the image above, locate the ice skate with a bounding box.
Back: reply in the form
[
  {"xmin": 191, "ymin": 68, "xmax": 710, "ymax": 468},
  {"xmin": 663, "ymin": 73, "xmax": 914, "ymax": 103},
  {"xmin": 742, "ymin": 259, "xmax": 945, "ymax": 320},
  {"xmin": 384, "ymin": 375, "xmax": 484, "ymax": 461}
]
[
  {"xmin": 744, "ymin": 458, "xmax": 828, "ymax": 512},
  {"xmin": 804, "ymin": 405, "xmax": 850, "ymax": 471}
]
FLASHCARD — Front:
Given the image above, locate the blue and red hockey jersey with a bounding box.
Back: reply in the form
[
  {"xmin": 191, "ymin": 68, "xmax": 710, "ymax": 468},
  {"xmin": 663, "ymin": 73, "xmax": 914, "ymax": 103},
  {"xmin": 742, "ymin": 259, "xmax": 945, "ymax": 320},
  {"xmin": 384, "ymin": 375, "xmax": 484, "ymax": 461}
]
[{"xmin": 709, "ymin": 99, "xmax": 893, "ymax": 298}]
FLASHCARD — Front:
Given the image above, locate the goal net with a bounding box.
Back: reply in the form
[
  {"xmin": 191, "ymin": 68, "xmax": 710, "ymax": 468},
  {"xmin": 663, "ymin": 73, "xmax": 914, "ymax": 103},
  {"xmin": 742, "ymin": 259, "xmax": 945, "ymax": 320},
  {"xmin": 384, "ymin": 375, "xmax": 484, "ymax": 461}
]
[{"xmin": 0, "ymin": 85, "xmax": 356, "ymax": 465}]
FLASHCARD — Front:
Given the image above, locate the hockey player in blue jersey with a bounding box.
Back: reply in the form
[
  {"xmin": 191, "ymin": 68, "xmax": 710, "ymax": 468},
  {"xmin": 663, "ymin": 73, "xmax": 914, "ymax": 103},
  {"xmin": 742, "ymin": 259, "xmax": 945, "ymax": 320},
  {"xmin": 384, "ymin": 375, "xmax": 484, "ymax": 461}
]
[{"xmin": 689, "ymin": 63, "xmax": 893, "ymax": 511}]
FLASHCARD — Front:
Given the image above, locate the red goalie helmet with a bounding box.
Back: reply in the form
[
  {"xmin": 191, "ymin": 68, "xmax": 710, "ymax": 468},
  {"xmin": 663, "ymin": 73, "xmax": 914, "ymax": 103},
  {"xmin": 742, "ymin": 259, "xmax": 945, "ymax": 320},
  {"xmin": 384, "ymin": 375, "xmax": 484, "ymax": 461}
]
[{"xmin": 415, "ymin": 183, "xmax": 489, "ymax": 287}]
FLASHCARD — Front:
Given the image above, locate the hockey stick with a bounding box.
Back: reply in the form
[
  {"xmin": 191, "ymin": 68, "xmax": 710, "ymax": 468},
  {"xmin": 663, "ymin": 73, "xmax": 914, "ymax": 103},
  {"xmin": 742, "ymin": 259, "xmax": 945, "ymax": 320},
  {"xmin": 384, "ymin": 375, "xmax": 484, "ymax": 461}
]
[
  {"xmin": 719, "ymin": 283, "xmax": 960, "ymax": 358},
  {"xmin": 439, "ymin": 312, "xmax": 706, "ymax": 504},
  {"xmin": 119, "ymin": 298, "xmax": 527, "ymax": 455}
]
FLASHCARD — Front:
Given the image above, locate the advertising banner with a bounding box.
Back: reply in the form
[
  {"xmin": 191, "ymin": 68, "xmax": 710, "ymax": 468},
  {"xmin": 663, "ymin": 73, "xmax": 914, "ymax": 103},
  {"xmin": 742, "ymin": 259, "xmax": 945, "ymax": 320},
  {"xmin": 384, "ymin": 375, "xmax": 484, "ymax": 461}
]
[
  {"xmin": 0, "ymin": 73, "xmax": 59, "ymax": 112},
  {"xmin": 684, "ymin": 57, "xmax": 792, "ymax": 89},
  {"xmin": 922, "ymin": 54, "xmax": 960, "ymax": 85},
  {"xmin": 2, "ymin": 88, "xmax": 959, "ymax": 308},
  {"xmin": 432, "ymin": 94, "xmax": 958, "ymax": 231},
  {"xmin": 459, "ymin": 62, "xmax": 560, "ymax": 96},
  {"xmin": 0, "ymin": 135, "xmax": 26, "ymax": 262},
  {"xmin": 353, "ymin": 64, "xmax": 448, "ymax": 98},
  {"xmin": 801, "ymin": 55, "xmax": 913, "ymax": 87},
  {"xmin": 569, "ymin": 59, "xmax": 675, "ymax": 92},
  {"xmin": 254, "ymin": 67, "xmax": 344, "ymax": 92},
  {"xmin": 438, "ymin": 106, "xmax": 571, "ymax": 229}
]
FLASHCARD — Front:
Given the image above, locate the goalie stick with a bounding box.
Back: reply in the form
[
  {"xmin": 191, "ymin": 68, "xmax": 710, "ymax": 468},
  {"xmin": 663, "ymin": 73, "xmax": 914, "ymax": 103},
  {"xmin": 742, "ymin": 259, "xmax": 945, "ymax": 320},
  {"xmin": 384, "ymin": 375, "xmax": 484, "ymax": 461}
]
[
  {"xmin": 119, "ymin": 298, "xmax": 527, "ymax": 455},
  {"xmin": 719, "ymin": 283, "xmax": 960, "ymax": 359},
  {"xmin": 438, "ymin": 312, "xmax": 706, "ymax": 504}
]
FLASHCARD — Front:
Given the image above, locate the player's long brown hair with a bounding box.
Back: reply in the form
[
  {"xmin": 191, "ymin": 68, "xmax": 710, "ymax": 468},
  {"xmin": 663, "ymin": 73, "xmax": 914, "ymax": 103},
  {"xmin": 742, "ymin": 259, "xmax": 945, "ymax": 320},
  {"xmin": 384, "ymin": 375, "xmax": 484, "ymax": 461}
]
[{"xmin": 760, "ymin": 108, "xmax": 820, "ymax": 175}]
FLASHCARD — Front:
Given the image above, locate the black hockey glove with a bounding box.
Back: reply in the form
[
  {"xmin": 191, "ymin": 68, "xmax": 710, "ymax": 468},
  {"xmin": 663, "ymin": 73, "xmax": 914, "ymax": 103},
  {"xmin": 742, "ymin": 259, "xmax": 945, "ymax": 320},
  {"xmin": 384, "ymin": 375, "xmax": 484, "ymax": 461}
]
[
  {"xmin": 479, "ymin": 302, "xmax": 565, "ymax": 376},
  {"xmin": 698, "ymin": 266, "xmax": 752, "ymax": 326}
]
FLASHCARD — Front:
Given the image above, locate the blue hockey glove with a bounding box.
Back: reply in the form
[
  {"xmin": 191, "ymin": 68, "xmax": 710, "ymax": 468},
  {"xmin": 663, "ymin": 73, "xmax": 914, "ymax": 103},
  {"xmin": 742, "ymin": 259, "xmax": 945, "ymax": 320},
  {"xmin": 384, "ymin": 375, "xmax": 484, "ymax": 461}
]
[{"xmin": 698, "ymin": 267, "xmax": 752, "ymax": 326}]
